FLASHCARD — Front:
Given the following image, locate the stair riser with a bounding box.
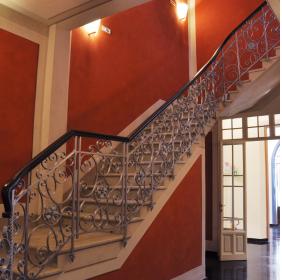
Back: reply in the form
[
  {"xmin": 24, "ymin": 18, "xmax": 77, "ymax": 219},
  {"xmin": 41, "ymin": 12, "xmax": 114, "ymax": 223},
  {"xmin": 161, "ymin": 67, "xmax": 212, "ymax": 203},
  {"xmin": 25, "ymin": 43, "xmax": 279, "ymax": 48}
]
[{"xmin": 56, "ymin": 242, "xmax": 121, "ymax": 274}]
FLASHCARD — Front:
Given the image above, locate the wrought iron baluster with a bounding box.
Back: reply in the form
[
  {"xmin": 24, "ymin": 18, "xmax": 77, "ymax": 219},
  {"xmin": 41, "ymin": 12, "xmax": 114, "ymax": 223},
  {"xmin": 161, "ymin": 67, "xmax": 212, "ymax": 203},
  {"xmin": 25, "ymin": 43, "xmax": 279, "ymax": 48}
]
[
  {"xmin": 235, "ymin": 32, "xmax": 241, "ymax": 83},
  {"xmin": 76, "ymin": 136, "xmax": 82, "ymax": 239},
  {"xmin": 122, "ymin": 143, "xmax": 128, "ymax": 246},
  {"xmin": 263, "ymin": 7, "xmax": 270, "ymax": 59}
]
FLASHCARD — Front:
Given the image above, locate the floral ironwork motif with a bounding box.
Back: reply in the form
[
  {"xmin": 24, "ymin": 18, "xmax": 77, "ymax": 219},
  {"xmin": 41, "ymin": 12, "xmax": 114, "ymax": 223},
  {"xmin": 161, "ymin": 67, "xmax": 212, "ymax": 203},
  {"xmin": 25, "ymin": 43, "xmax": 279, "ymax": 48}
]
[{"xmin": 0, "ymin": 3, "xmax": 279, "ymax": 279}]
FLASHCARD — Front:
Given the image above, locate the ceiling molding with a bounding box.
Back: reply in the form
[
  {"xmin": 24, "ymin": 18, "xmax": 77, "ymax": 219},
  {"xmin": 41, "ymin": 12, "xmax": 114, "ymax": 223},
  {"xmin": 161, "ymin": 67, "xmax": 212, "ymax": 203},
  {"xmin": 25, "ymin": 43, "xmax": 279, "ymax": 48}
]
[{"xmin": 0, "ymin": 4, "xmax": 49, "ymax": 36}]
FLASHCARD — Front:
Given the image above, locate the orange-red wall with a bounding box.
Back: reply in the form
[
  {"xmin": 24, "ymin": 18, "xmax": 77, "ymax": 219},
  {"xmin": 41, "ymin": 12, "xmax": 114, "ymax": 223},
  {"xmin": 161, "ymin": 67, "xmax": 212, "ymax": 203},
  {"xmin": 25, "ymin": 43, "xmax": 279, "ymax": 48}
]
[
  {"xmin": 91, "ymin": 157, "xmax": 202, "ymax": 280},
  {"xmin": 0, "ymin": 29, "xmax": 39, "ymax": 187},
  {"xmin": 196, "ymin": 0, "xmax": 264, "ymax": 69},
  {"xmin": 68, "ymin": 0, "xmax": 188, "ymax": 134}
]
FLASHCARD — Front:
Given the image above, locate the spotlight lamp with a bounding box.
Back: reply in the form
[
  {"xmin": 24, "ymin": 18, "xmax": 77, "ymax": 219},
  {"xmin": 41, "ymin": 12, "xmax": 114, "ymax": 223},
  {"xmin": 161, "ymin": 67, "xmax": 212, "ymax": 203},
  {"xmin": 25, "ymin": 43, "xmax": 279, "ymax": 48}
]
[
  {"xmin": 170, "ymin": 0, "xmax": 189, "ymax": 21},
  {"xmin": 83, "ymin": 19, "xmax": 111, "ymax": 36}
]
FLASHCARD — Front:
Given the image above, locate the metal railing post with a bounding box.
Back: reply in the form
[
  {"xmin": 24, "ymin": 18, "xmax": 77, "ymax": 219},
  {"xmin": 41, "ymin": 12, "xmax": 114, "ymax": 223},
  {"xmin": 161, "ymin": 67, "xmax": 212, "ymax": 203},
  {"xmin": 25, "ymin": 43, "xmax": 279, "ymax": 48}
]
[
  {"xmin": 76, "ymin": 137, "xmax": 82, "ymax": 239},
  {"xmin": 70, "ymin": 136, "xmax": 78, "ymax": 262}
]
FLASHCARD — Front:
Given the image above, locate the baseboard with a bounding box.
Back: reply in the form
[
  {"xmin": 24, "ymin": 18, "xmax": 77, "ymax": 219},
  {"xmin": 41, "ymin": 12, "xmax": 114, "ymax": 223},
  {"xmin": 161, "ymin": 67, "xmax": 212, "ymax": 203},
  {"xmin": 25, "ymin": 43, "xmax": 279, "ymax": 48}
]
[
  {"xmin": 205, "ymin": 251, "xmax": 218, "ymax": 259},
  {"xmin": 270, "ymin": 224, "xmax": 279, "ymax": 227},
  {"xmin": 247, "ymin": 238, "xmax": 268, "ymax": 245},
  {"xmin": 172, "ymin": 265, "xmax": 206, "ymax": 280}
]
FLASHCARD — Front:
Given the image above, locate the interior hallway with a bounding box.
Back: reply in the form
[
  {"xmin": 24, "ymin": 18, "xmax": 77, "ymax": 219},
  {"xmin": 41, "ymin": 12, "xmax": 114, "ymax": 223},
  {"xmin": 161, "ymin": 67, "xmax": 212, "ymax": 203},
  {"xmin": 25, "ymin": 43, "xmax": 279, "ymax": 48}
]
[{"xmin": 206, "ymin": 226, "xmax": 280, "ymax": 279}]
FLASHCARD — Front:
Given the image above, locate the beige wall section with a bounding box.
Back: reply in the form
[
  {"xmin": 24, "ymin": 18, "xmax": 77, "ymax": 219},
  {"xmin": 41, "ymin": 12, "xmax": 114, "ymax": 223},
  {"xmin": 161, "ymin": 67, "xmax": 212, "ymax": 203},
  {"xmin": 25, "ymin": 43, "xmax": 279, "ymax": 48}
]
[
  {"xmin": 188, "ymin": 0, "xmax": 197, "ymax": 80},
  {"xmin": 246, "ymin": 141, "xmax": 268, "ymax": 239}
]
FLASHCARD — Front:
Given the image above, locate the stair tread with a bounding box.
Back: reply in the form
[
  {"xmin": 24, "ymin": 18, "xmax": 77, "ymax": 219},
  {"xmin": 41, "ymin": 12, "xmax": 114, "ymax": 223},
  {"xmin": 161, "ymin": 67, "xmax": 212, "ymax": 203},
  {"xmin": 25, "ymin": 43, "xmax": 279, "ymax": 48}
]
[
  {"xmin": 27, "ymin": 229, "xmax": 126, "ymax": 252},
  {"xmin": 81, "ymin": 185, "xmax": 167, "ymax": 190},
  {"xmin": 61, "ymin": 232, "xmax": 126, "ymax": 253}
]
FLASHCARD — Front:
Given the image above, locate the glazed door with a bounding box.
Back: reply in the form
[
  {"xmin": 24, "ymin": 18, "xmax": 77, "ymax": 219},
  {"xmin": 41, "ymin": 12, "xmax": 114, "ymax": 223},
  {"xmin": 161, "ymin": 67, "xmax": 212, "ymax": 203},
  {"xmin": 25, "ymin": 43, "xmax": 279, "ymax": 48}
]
[{"xmin": 220, "ymin": 143, "xmax": 247, "ymax": 261}]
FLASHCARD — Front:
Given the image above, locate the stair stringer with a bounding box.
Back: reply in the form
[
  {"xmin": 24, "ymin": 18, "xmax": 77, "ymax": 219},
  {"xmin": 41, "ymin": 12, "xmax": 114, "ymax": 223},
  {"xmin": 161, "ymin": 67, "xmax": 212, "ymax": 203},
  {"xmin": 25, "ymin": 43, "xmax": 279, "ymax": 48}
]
[{"xmin": 47, "ymin": 136, "xmax": 208, "ymax": 280}]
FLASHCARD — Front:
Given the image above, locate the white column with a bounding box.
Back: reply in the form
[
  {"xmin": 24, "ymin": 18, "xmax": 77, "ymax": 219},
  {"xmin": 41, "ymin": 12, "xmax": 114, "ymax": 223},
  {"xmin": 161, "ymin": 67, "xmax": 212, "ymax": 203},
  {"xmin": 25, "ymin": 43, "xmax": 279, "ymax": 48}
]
[
  {"xmin": 41, "ymin": 25, "xmax": 72, "ymax": 148},
  {"xmin": 188, "ymin": 0, "xmax": 197, "ymax": 80}
]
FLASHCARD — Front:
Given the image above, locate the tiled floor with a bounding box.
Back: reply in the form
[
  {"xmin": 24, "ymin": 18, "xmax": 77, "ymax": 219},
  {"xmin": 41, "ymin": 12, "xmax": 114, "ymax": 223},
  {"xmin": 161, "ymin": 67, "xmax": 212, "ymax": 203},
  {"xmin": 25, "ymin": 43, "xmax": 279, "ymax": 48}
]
[{"xmin": 206, "ymin": 227, "xmax": 280, "ymax": 280}]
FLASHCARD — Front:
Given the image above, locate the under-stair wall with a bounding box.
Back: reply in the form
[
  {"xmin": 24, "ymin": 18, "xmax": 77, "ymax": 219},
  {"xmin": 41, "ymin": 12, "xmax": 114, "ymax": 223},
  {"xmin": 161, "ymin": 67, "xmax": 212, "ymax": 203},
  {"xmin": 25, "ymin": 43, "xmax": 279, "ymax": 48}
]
[{"xmin": 82, "ymin": 157, "xmax": 204, "ymax": 280}]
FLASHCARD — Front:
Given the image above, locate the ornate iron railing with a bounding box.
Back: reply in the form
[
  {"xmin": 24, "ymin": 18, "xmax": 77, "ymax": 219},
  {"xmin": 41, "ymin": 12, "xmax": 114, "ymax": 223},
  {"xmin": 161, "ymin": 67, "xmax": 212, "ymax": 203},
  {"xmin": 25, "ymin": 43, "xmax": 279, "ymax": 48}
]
[{"xmin": 0, "ymin": 2, "xmax": 279, "ymax": 279}]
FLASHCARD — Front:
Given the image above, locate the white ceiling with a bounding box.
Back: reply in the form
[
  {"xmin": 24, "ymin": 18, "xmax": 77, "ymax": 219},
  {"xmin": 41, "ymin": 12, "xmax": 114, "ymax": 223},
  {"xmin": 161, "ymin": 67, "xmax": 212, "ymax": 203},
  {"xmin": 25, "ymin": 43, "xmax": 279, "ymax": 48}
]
[{"xmin": 0, "ymin": 0, "xmax": 105, "ymax": 23}]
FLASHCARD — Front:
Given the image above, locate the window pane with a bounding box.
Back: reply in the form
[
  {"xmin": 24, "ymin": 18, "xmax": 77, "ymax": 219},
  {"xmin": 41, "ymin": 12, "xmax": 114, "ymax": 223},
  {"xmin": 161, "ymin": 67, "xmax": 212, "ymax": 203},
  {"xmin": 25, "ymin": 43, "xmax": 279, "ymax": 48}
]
[
  {"xmin": 233, "ymin": 129, "xmax": 243, "ymax": 139},
  {"xmin": 248, "ymin": 127, "xmax": 258, "ymax": 138},
  {"xmin": 233, "ymin": 118, "xmax": 242, "ymax": 128},
  {"xmin": 224, "ymin": 219, "xmax": 233, "ymax": 230},
  {"xmin": 258, "ymin": 115, "xmax": 269, "ymax": 126},
  {"xmin": 223, "ymin": 145, "xmax": 232, "ymax": 175},
  {"xmin": 247, "ymin": 116, "xmax": 257, "ymax": 127},
  {"xmin": 223, "ymin": 129, "xmax": 232, "ymax": 140},
  {"xmin": 233, "ymin": 145, "xmax": 243, "ymax": 175},
  {"xmin": 234, "ymin": 187, "xmax": 244, "ymax": 219},
  {"xmin": 224, "ymin": 176, "xmax": 233, "ymax": 186},
  {"xmin": 224, "ymin": 187, "xmax": 233, "ymax": 218},
  {"xmin": 259, "ymin": 126, "xmax": 270, "ymax": 137},
  {"xmin": 222, "ymin": 119, "xmax": 232, "ymax": 129},
  {"xmin": 234, "ymin": 219, "xmax": 244, "ymax": 230},
  {"xmin": 274, "ymin": 114, "xmax": 280, "ymax": 125}
]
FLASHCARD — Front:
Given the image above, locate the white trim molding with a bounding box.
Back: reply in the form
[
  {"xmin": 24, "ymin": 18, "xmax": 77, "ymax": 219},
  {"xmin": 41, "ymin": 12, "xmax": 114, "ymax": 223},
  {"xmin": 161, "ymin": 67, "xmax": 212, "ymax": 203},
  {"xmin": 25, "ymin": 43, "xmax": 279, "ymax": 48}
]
[
  {"xmin": 188, "ymin": 0, "xmax": 197, "ymax": 80},
  {"xmin": 0, "ymin": 12, "xmax": 48, "ymax": 157}
]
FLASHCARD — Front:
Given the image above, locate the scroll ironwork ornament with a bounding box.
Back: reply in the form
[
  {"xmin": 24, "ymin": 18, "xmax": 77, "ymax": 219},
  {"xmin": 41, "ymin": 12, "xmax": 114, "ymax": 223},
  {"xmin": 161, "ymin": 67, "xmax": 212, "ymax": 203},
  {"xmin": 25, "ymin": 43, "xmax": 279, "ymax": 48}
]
[{"xmin": 0, "ymin": 3, "xmax": 279, "ymax": 279}]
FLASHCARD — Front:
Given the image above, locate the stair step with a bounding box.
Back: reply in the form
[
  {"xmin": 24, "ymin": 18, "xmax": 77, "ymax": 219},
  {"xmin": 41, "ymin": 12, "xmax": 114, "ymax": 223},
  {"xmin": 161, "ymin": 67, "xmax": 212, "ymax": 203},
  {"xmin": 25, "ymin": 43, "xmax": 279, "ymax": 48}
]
[
  {"xmin": 81, "ymin": 185, "xmax": 167, "ymax": 191},
  {"xmin": 63, "ymin": 212, "xmax": 144, "ymax": 224},
  {"xmin": 14, "ymin": 266, "xmax": 62, "ymax": 280},
  {"xmin": 78, "ymin": 198, "xmax": 153, "ymax": 207}
]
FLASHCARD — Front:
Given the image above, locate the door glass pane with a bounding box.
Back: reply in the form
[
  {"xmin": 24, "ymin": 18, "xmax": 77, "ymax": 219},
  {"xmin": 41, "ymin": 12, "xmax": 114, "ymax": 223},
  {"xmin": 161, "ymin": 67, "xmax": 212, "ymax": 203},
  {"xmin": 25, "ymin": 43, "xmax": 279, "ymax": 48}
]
[
  {"xmin": 274, "ymin": 114, "xmax": 280, "ymax": 124},
  {"xmin": 224, "ymin": 176, "xmax": 232, "ymax": 186},
  {"xmin": 233, "ymin": 145, "xmax": 243, "ymax": 175},
  {"xmin": 234, "ymin": 219, "xmax": 244, "ymax": 230},
  {"xmin": 234, "ymin": 187, "xmax": 244, "ymax": 219},
  {"xmin": 224, "ymin": 219, "xmax": 233, "ymax": 230},
  {"xmin": 275, "ymin": 126, "xmax": 280, "ymax": 136},
  {"xmin": 223, "ymin": 145, "xmax": 232, "ymax": 175},
  {"xmin": 234, "ymin": 176, "xmax": 244, "ymax": 186},
  {"xmin": 222, "ymin": 119, "xmax": 232, "ymax": 129},
  {"xmin": 224, "ymin": 187, "xmax": 233, "ymax": 218}
]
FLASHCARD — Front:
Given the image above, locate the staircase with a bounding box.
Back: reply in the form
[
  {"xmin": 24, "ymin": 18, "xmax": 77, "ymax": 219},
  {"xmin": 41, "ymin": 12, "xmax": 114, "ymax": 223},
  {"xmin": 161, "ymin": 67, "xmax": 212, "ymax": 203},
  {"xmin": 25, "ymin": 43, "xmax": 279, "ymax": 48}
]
[{"xmin": 0, "ymin": 2, "xmax": 280, "ymax": 279}]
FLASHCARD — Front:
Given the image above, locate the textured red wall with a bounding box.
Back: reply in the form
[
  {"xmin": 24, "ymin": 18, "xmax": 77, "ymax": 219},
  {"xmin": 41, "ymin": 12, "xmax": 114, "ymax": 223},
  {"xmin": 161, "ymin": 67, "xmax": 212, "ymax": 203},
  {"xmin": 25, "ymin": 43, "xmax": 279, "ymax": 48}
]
[
  {"xmin": 90, "ymin": 157, "xmax": 202, "ymax": 280},
  {"xmin": 0, "ymin": 29, "xmax": 38, "ymax": 187},
  {"xmin": 68, "ymin": 0, "xmax": 188, "ymax": 134},
  {"xmin": 196, "ymin": 0, "xmax": 264, "ymax": 69}
]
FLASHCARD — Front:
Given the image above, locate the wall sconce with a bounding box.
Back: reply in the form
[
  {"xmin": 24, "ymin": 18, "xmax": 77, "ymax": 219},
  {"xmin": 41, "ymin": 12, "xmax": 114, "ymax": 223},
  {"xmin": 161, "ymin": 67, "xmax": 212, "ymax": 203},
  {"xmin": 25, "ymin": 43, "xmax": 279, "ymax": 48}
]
[
  {"xmin": 83, "ymin": 19, "xmax": 111, "ymax": 36},
  {"xmin": 170, "ymin": 0, "xmax": 189, "ymax": 21}
]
